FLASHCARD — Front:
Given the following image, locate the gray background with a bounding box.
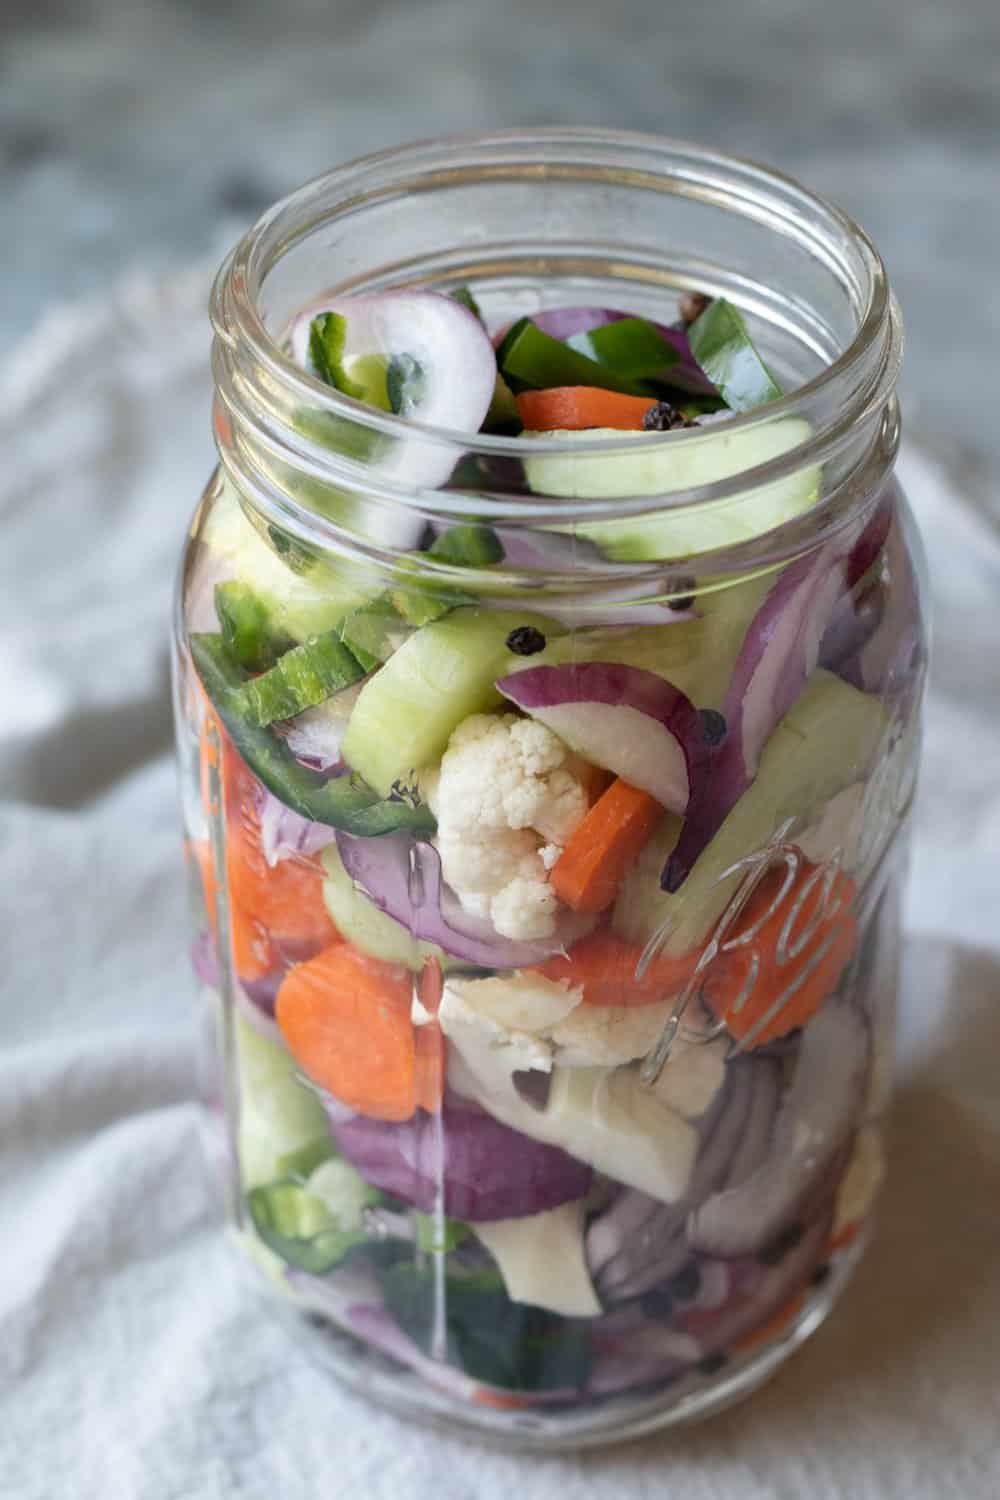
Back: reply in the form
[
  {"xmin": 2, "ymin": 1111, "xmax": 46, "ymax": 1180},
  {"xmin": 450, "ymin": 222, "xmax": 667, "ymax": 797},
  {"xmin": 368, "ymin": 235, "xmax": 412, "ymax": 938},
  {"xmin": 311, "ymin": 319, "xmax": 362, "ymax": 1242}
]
[{"xmin": 3, "ymin": 0, "xmax": 999, "ymax": 485}]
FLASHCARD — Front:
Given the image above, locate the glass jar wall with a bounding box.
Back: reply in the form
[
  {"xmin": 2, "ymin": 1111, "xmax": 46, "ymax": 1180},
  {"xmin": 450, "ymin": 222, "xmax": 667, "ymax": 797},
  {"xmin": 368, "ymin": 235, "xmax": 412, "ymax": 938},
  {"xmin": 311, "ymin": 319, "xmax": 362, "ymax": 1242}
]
[{"xmin": 172, "ymin": 131, "xmax": 926, "ymax": 1447}]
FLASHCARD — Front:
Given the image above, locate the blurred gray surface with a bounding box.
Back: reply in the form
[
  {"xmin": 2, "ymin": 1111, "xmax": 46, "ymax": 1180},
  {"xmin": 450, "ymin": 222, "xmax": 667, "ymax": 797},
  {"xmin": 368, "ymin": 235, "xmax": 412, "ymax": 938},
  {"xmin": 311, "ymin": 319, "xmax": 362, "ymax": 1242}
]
[{"xmin": 3, "ymin": 0, "xmax": 999, "ymax": 477}]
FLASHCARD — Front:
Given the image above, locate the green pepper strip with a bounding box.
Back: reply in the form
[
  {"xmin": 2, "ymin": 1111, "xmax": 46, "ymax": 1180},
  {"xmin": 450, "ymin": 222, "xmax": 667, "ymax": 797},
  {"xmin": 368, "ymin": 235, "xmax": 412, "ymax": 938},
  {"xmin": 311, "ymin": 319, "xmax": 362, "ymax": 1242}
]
[
  {"xmin": 235, "ymin": 631, "xmax": 367, "ymax": 727},
  {"xmin": 214, "ymin": 580, "xmax": 292, "ymax": 673},
  {"xmin": 191, "ymin": 632, "xmax": 435, "ymax": 836},
  {"xmin": 496, "ymin": 317, "xmax": 655, "ymax": 397},
  {"xmin": 566, "ymin": 317, "xmax": 681, "ymax": 383},
  {"xmin": 686, "ymin": 298, "xmax": 783, "ymax": 412}
]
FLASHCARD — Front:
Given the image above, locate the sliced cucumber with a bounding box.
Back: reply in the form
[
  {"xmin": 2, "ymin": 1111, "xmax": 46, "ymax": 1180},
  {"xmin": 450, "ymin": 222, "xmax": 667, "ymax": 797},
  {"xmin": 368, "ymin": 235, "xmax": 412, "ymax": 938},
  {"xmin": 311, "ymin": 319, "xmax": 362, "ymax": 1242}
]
[
  {"xmin": 341, "ymin": 607, "xmax": 559, "ymax": 796},
  {"xmin": 200, "ymin": 478, "xmax": 376, "ymax": 640},
  {"xmin": 321, "ymin": 841, "xmax": 452, "ymax": 972},
  {"xmin": 337, "ymin": 598, "xmax": 412, "ymax": 669},
  {"xmin": 499, "ymin": 576, "xmax": 771, "ymax": 711},
  {"xmin": 246, "ymin": 1157, "xmax": 377, "ymax": 1274},
  {"xmin": 235, "ymin": 1014, "xmax": 331, "ymax": 1190},
  {"xmin": 612, "ymin": 669, "xmax": 887, "ymax": 954},
  {"xmin": 523, "ymin": 419, "xmax": 818, "ymax": 562},
  {"xmin": 215, "ymin": 580, "xmax": 292, "ymax": 672}
]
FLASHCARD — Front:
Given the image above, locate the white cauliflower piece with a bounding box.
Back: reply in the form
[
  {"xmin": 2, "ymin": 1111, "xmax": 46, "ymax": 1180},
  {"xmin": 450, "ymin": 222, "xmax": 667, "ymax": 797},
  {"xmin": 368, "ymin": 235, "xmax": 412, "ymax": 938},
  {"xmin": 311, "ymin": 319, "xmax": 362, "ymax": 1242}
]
[
  {"xmin": 491, "ymin": 876, "xmax": 558, "ymax": 941},
  {"xmin": 433, "ymin": 713, "xmax": 588, "ymax": 941}
]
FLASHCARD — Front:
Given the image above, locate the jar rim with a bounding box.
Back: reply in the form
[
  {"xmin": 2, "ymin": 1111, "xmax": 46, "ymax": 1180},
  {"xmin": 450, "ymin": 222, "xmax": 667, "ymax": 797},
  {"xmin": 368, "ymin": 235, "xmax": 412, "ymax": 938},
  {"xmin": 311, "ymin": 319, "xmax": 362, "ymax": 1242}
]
[{"xmin": 210, "ymin": 128, "xmax": 902, "ymax": 570}]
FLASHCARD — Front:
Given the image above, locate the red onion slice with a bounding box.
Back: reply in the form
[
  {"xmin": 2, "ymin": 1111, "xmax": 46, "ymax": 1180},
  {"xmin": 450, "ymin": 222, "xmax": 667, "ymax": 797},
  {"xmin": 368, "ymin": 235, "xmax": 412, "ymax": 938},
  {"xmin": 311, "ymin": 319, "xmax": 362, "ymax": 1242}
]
[
  {"xmin": 587, "ymin": 1055, "xmax": 780, "ymax": 1303},
  {"xmin": 687, "ymin": 998, "xmax": 869, "ymax": 1257},
  {"xmin": 854, "ymin": 519, "xmax": 926, "ymax": 702},
  {"xmin": 289, "ymin": 291, "xmax": 497, "ymax": 491},
  {"xmin": 326, "ymin": 1090, "xmax": 592, "ymax": 1221},
  {"xmin": 497, "ymin": 662, "xmax": 709, "ymax": 815},
  {"xmin": 678, "ymin": 1210, "xmax": 832, "ymax": 1356},
  {"xmin": 257, "ymin": 784, "xmax": 339, "ymax": 866},
  {"xmin": 483, "ymin": 527, "xmax": 699, "ymax": 627},
  {"xmin": 663, "ymin": 536, "xmax": 857, "ymax": 892},
  {"xmin": 335, "ymin": 830, "xmax": 593, "ymax": 968}
]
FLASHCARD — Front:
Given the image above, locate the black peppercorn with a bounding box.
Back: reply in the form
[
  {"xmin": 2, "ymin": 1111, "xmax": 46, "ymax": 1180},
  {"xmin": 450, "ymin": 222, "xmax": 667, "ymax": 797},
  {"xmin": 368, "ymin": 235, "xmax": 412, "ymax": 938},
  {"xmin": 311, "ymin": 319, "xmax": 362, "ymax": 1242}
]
[
  {"xmin": 678, "ymin": 290, "xmax": 712, "ymax": 325},
  {"xmin": 506, "ymin": 625, "xmax": 547, "ymax": 656},
  {"xmin": 669, "ymin": 1261, "xmax": 702, "ymax": 1302},
  {"xmin": 698, "ymin": 1351, "xmax": 728, "ymax": 1376},
  {"xmin": 667, "ymin": 573, "xmax": 698, "ymax": 611},
  {"xmin": 642, "ymin": 400, "xmax": 695, "ymax": 433},
  {"xmin": 699, "ymin": 709, "xmax": 728, "ymax": 747},
  {"xmin": 760, "ymin": 1221, "xmax": 805, "ymax": 1266},
  {"xmin": 639, "ymin": 1287, "xmax": 676, "ymax": 1321}
]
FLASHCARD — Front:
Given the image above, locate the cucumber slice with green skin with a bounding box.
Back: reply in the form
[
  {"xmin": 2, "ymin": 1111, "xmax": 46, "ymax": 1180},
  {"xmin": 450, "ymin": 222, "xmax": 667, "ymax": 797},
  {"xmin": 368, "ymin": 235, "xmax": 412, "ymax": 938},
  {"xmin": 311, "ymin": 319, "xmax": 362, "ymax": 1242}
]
[
  {"xmin": 612, "ymin": 669, "xmax": 887, "ymax": 955},
  {"xmin": 337, "ymin": 599, "xmax": 412, "ymax": 670},
  {"xmin": 321, "ymin": 841, "xmax": 454, "ymax": 972},
  {"xmin": 234, "ymin": 632, "xmax": 366, "ymax": 727},
  {"xmin": 215, "ymin": 580, "xmax": 293, "ymax": 672},
  {"xmin": 235, "ymin": 1014, "xmax": 331, "ymax": 1190},
  {"xmin": 389, "ymin": 579, "xmax": 470, "ymax": 629},
  {"xmin": 341, "ymin": 607, "xmax": 561, "ymax": 797},
  {"xmin": 335, "ymin": 525, "xmax": 504, "ymax": 666},
  {"xmin": 191, "ymin": 633, "xmax": 435, "ymax": 837},
  {"xmin": 200, "ymin": 478, "xmax": 377, "ymax": 640},
  {"xmin": 523, "ymin": 419, "xmax": 818, "ymax": 563},
  {"xmin": 247, "ymin": 1158, "xmax": 379, "ymax": 1273},
  {"xmin": 277, "ymin": 1137, "xmax": 337, "ymax": 1182},
  {"xmin": 426, "ymin": 524, "xmax": 505, "ymax": 567}
]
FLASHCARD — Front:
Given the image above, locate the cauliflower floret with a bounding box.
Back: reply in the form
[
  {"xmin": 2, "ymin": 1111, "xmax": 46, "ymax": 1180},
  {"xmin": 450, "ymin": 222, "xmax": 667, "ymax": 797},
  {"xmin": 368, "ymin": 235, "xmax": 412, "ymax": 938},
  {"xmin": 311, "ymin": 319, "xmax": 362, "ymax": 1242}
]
[
  {"xmin": 491, "ymin": 875, "xmax": 558, "ymax": 941},
  {"xmin": 437, "ymin": 826, "xmax": 540, "ymax": 898},
  {"xmin": 532, "ymin": 768, "xmax": 589, "ymax": 844},
  {"xmin": 433, "ymin": 713, "xmax": 588, "ymax": 941}
]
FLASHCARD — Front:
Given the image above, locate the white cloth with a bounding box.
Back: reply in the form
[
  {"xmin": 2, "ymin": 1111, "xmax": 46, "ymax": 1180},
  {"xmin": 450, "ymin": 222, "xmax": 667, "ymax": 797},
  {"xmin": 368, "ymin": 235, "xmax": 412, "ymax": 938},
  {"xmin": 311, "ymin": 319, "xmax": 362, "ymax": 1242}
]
[{"xmin": 1, "ymin": 266, "xmax": 998, "ymax": 1499}]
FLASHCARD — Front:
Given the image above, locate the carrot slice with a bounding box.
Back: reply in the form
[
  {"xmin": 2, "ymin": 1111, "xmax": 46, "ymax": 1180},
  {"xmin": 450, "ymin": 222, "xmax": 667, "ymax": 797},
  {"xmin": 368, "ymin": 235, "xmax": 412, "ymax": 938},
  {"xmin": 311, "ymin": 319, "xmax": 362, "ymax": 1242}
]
[
  {"xmin": 516, "ymin": 386, "xmax": 654, "ymax": 432},
  {"xmin": 700, "ymin": 857, "xmax": 858, "ymax": 1047},
  {"xmin": 276, "ymin": 945, "xmax": 418, "ymax": 1121},
  {"xmin": 190, "ymin": 838, "xmax": 275, "ymax": 982},
  {"xmin": 414, "ymin": 1022, "xmax": 445, "ymax": 1115},
  {"xmin": 535, "ymin": 929, "xmax": 696, "ymax": 1008},
  {"xmin": 198, "ymin": 702, "xmax": 223, "ymax": 819},
  {"xmin": 551, "ymin": 779, "xmax": 662, "ymax": 914},
  {"xmin": 472, "ymin": 1387, "xmax": 534, "ymax": 1411},
  {"xmin": 827, "ymin": 1220, "xmax": 862, "ymax": 1255},
  {"xmin": 222, "ymin": 742, "xmax": 337, "ymax": 948},
  {"xmin": 732, "ymin": 1290, "xmax": 807, "ymax": 1354}
]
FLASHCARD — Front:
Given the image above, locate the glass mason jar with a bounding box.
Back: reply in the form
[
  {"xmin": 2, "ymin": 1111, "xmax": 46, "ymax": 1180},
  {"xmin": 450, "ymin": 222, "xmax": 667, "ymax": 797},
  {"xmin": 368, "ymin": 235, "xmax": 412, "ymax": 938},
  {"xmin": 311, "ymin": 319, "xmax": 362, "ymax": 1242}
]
[{"xmin": 172, "ymin": 131, "xmax": 926, "ymax": 1447}]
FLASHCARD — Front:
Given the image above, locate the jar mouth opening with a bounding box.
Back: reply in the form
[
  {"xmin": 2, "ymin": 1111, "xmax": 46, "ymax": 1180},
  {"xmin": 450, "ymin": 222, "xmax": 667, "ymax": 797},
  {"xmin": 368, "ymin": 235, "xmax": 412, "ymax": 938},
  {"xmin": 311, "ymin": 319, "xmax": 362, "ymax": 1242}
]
[
  {"xmin": 211, "ymin": 128, "xmax": 902, "ymax": 567},
  {"xmin": 218, "ymin": 128, "xmax": 895, "ymax": 455}
]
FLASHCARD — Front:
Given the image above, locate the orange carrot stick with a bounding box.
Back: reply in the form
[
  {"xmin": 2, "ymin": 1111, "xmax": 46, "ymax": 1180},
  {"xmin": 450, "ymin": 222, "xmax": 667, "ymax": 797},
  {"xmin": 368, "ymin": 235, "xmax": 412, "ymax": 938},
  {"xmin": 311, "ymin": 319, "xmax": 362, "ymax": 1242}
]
[
  {"xmin": 535, "ymin": 929, "xmax": 696, "ymax": 1008},
  {"xmin": 551, "ymin": 778, "xmax": 662, "ymax": 914},
  {"xmin": 700, "ymin": 858, "xmax": 858, "ymax": 1047},
  {"xmin": 276, "ymin": 945, "xmax": 419, "ymax": 1121},
  {"xmin": 732, "ymin": 1290, "xmax": 807, "ymax": 1354},
  {"xmin": 414, "ymin": 1022, "xmax": 445, "ymax": 1115},
  {"xmin": 222, "ymin": 742, "xmax": 337, "ymax": 948},
  {"xmin": 190, "ymin": 838, "xmax": 275, "ymax": 982},
  {"xmin": 516, "ymin": 386, "xmax": 654, "ymax": 432}
]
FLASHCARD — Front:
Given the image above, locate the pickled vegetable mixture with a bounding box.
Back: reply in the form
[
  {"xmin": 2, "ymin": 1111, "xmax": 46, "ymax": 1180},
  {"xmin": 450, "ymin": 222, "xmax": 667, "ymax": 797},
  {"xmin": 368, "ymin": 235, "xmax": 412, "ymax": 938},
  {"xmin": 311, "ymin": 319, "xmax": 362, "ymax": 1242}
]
[{"xmin": 185, "ymin": 287, "xmax": 915, "ymax": 1408}]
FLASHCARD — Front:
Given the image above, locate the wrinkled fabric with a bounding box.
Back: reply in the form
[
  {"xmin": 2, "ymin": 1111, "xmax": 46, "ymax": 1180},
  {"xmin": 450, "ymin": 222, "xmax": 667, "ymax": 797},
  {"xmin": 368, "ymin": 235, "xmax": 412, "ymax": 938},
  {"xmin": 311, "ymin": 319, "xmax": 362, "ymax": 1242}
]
[{"xmin": 1, "ymin": 268, "xmax": 998, "ymax": 1499}]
